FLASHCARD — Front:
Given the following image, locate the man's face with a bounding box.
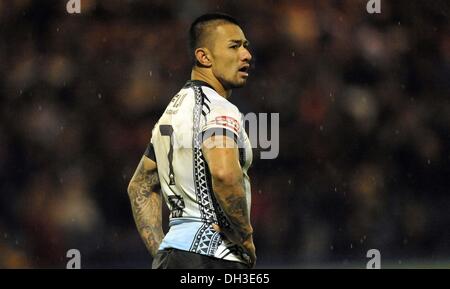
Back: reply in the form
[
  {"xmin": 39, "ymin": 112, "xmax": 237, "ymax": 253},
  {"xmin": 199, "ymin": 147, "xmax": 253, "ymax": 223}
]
[{"xmin": 208, "ymin": 23, "xmax": 252, "ymax": 89}]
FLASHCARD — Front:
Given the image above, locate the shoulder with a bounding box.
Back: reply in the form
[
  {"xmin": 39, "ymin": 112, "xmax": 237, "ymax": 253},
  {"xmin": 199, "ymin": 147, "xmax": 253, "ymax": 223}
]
[{"xmin": 200, "ymin": 87, "xmax": 242, "ymax": 136}]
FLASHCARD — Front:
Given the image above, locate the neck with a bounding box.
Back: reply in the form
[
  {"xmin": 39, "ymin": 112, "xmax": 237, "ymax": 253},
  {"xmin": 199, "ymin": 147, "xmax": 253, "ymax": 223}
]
[{"xmin": 191, "ymin": 67, "xmax": 232, "ymax": 98}]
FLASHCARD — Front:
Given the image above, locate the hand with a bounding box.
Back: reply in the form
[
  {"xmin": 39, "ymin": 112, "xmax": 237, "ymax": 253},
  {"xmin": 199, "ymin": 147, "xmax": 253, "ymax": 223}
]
[
  {"xmin": 212, "ymin": 224, "xmax": 257, "ymax": 268},
  {"xmin": 241, "ymin": 234, "xmax": 256, "ymax": 268}
]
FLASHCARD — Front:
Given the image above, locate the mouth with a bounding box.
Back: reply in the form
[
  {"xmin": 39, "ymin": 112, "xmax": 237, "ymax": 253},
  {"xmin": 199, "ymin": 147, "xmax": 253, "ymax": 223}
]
[{"xmin": 238, "ymin": 65, "xmax": 250, "ymax": 77}]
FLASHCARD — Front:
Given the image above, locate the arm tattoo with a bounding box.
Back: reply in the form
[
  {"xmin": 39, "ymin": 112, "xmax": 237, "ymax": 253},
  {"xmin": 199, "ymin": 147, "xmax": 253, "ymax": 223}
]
[
  {"xmin": 128, "ymin": 158, "xmax": 164, "ymax": 257},
  {"xmin": 213, "ymin": 180, "xmax": 253, "ymax": 242},
  {"xmin": 222, "ymin": 195, "xmax": 251, "ymax": 239}
]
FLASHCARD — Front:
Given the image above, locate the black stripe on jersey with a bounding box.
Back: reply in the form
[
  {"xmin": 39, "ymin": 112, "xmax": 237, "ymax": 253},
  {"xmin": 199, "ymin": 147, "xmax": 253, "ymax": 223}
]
[
  {"xmin": 201, "ymin": 128, "xmax": 245, "ymax": 167},
  {"xmin": 202, "ymin": 101, "xmax": 210, "ymax": 114},
  {"xmin": 143, "ymin": 142, "xmax": 156, "ymax": 162},
  {"xmin": 190, "ymin": 84, "xmax": 221, "ymax": 255},
  {"xmin": 200, "ymin": 89, "xmax": 211, "ymax": 116},
  {"xmin": 202, "ymin": 91, "xmax": 211, "ymax": 104},
  {"xmin": 200, "ymin": 127, "xmax": 238, "ymax": 144},
  {"xmin": 192, "ymin": 85, "xmax": 216, "ymax": 223}
]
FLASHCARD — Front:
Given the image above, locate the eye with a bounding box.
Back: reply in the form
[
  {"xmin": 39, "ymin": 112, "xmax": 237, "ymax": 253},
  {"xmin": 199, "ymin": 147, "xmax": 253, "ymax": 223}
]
[{"xmin": 230, "ymin": 44, "xmax": 239, "ymax": 49}]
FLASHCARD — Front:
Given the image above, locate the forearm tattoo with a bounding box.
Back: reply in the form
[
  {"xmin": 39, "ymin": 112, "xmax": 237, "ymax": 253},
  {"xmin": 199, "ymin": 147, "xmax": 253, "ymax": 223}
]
[
  {"xmin": 223, "ymin": 194, "xmax": 250, "ymax": 231},
  {"xmin": 128, "ymin": 159, "xmax": 164, "ymax": 257},
  {"xmin": 215, "ymin": 183, "xmax": 252, "ymax": 242}
]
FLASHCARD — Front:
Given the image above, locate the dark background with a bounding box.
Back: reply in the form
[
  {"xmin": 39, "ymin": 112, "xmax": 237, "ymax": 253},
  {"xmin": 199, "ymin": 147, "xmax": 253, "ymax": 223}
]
[{"xmin": 0, "ymin": 0, "xmax": 449, "ymax": 268}]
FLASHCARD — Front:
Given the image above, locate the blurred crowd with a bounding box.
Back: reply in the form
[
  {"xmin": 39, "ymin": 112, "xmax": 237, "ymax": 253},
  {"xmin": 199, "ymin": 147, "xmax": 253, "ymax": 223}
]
[{"xmin": 0, "ymin": 0, "xmax": 449, "ymax": 268}]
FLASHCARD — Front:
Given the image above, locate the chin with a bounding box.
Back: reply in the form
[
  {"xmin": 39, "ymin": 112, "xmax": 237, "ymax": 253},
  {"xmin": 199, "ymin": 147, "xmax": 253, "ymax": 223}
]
[
  {"xmin": 231, "ymin": 79, "xmax": 248, "ymax": 88},
  {"xmin": 221, "ymin": 78, "xmax": 247, "ymax": 90}
]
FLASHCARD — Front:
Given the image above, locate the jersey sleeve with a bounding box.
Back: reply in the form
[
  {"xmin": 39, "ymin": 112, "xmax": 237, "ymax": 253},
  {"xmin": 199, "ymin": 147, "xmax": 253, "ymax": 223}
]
[
  {"xmin": 200, "ymin": 99, "xmax": 242, "ymax": 143},
  {"xmin": 143, "ymin": 140, "xmax": 156, "ymax": 162}
]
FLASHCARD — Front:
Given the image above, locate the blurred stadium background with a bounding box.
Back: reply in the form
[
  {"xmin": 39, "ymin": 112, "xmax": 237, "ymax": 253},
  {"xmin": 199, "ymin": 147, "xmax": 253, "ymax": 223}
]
[{"xmin": 0, "ymin": 0, "xmax": 449, "ymax": 268}]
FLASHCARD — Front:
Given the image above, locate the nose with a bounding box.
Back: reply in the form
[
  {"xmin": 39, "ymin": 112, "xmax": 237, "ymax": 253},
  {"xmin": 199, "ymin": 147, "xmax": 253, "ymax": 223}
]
[{"xmin": 241, "ymin": 47, "xmax": 252, "ymax": 63}]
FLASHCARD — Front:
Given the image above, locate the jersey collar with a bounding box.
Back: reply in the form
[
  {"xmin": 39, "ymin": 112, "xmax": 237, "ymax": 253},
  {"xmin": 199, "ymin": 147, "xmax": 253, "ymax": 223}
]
[{"xmin": 184, "ymin": 80, "xmax": 215, "ymax": 91}]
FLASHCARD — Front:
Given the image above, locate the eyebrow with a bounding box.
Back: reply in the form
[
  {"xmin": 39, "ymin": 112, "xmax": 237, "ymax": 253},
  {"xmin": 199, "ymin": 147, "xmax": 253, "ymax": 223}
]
[{"xmin": 229, "ymin": 39, "xmax": 250, "ymax": 46}]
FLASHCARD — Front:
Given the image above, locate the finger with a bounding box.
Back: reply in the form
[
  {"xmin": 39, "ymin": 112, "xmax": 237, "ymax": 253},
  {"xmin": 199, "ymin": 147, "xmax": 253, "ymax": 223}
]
[
  {"xmin": 212, "ymin": 223, "xmax": 221, "ymax": 232},
  {"xmin": 249, "ymin": 254, "xmax": 256, "ymax": 267}
]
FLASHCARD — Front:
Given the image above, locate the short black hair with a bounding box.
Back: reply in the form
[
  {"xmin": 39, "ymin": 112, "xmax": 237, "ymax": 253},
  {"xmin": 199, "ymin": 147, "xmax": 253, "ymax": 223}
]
[{"xmin": 189, "ymin": 13, "xmax": 240, "ymax": 64}]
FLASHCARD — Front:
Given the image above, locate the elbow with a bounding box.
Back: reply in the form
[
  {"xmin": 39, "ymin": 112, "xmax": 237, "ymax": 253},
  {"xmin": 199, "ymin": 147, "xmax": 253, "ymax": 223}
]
[
  {"xmin": 211, "ymin": 168, "xmax": 242, "ymax": 187},
  {"xmin": 127, "ymin": 180, "xmax": 136, "ymax": 196}
]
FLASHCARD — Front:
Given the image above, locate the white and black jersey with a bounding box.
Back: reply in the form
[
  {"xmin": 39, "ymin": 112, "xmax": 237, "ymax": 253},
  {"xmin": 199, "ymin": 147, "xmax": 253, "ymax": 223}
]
[{"xmin": 145, "ymin": 80, "xmax": 253, "ymax": 264}]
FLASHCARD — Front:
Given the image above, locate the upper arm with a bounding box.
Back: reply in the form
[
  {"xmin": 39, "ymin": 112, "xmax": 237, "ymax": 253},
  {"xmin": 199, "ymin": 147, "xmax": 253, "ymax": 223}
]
[
  {"xmin": 128, "ymin": 154, "xmax": 160, "ymax": 193},
  {"xmin": 141, "ymin": 154, "xmax": 157, "ymax": 172},
  {"xmin": 200, "ymin": 97, "xmax": 243, "ymax": 183},
  {"xmin": 137, "ymin": 141, "xmax": 157, "ymax": 177},
  {"xmin": 202, "ymin": 135, "xmax": 242, "ymax": 185},
  {"xmin": 201, "ymin": 112, "xmax": 242, "ymax": 180}
]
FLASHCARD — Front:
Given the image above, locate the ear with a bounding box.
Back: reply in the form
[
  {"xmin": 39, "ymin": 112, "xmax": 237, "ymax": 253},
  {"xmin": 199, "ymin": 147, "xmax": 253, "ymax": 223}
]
[{"xmin": 194, "ymin": 47, "xmax": 212, "ymax": 67}]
